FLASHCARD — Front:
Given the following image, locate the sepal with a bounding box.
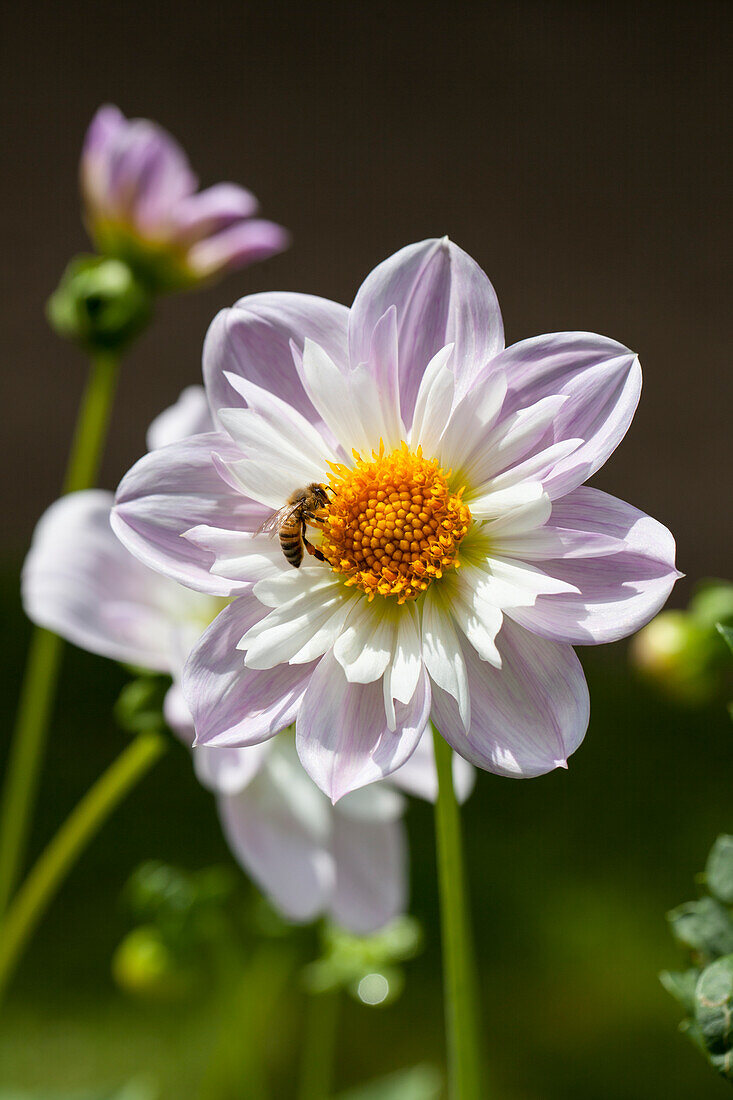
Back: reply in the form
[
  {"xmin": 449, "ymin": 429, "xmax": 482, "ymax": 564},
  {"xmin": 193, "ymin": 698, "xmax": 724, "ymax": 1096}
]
[{"xmin": 47, "ymin": 255, "xmax": 152, "ymax": 352}]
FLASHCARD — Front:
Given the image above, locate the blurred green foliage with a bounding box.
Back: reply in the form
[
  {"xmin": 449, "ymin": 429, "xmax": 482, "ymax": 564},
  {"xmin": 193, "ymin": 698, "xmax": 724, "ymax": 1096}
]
[
  {"xmin": 663, "ymin": 835, "xmax": 733, "ymax": 1083},
  {"xmin": 2, "ymin": 568, "xmax": 733, "ymax": 1098},
  {"xmin": 303, "ymin": 916, "xmax": 422, "ymax": 1005}
]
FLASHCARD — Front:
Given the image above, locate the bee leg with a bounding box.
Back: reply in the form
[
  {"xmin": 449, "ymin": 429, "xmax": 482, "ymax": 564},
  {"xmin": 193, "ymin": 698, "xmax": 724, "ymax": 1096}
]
[{"xmin": 303, "ymin": 535, "xmax": 325, "ymax": 562}]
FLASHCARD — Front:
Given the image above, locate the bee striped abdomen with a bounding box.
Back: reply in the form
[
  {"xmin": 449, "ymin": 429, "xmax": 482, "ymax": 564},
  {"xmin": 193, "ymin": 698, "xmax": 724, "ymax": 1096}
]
[{"xmin": 279, "ymin": 522, "xmax": 304, "ymax": 568}]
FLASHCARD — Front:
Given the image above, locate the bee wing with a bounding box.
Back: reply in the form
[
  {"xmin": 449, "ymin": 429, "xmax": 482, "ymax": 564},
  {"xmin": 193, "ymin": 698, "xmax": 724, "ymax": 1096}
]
[{"xmin": 255, "ymin": 503, "xmax": 300, "ymax": 537}]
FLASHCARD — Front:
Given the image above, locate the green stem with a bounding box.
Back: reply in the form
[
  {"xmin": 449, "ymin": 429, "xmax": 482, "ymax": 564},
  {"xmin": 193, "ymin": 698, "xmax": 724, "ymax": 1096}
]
[
  {"xmin": 200, "ymin": 944, "xmax": 296, "ymax": 1100},
  {"xmin": 297, "ymin": 989, "xmax": 338, "ymax": 1100},
  {"xmin": 0, "ymin": 351, "xmax": 120, "ymax": 918},
  {"xmin": 432, "ymin": 725, "xmax": 483, "ymax": 1100},
  {"xmin": 0, "ymin": 731, "xmax": 166, "ymax": 1007},
  {"xmin": 62, "ymin": 350, "xmax": 119, "ymax": 494}
]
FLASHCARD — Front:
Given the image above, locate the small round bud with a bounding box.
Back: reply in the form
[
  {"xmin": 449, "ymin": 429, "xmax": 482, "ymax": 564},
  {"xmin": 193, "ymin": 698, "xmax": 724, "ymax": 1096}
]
[
  {"xmin": 630, "ymin": 611, "xmax": 719, "ymax": 704},
  {"xmin": 112, "ymin": 926, "xmax": 193, "ymax": 1000},
  {"xmin": 689, "ymin": 582, "xmax": 733, "ymax": 631},
  {"xmin": 46, "ymin": 255, "xmax": 152, "ymax": 353}
]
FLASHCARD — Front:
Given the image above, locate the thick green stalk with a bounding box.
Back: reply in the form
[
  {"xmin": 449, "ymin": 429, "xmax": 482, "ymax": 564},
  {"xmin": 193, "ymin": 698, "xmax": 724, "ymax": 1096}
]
[
  {"xmin": 297, "ymin": 989, "xmax": 338, "ymax": 1100},
  {"xmin": 0, "ymin": 351, "xmax": 120, "ymax": 918},
  {"xmin": 432, "ymin": 725, "xmax": 483, "ymax": 1099},
  {"xmin": 0, "ymin": 731, "xmax": 165, "ymax": 1006}
]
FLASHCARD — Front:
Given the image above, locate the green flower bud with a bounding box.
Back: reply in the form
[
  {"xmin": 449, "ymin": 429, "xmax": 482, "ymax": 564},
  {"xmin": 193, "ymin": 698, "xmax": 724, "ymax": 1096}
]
[
  {"xmin": 630, "ymin": 611, "xmax": 720, "ymax": 704},
  {"xmin": 47, "ymin": 255, "xmax": 152, "ymax": 353},
  {"xmin": 112, "ymin": 926, "xmax": 194, "ymax": 1001},
  {"xmin": 689, "ymin": 582, "xmax": 733, "ymax": 632}
]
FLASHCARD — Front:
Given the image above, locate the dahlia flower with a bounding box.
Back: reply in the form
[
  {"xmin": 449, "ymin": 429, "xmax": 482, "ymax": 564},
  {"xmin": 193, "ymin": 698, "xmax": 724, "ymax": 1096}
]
[
  {"xmin": 23, "ymin": 387, "xmax": 471, "ymax": 930},
  {"xmin": 80, "ymin": 105, "xmax": 288, "ymax": 291},
  {"xmin": 112, "ymin": 238, "xmax": 680, "ymax": 800}
]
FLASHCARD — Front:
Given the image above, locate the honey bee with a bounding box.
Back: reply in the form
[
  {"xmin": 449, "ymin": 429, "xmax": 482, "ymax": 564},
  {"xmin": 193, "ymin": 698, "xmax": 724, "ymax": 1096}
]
[{"xmin": 256, "ymin": 483, "xmax": 330, "ymax": 568}]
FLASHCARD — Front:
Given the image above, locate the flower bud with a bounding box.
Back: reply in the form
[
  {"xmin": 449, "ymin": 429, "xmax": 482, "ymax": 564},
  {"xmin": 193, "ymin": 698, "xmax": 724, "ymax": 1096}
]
[
  {"xmin": 689, "ymin": 582, "xmax": 733, "ymax": 631},
  {"xmin": 112, "ymin": 926, "xmax": 194, "ymax": 1000},
  {"xmin": 630, "ymin": 610, "xmax": 719, "ymax": 704},
  {"xmin": 46, "ymin": 255, "xmax": 152, "ymax": 353}
]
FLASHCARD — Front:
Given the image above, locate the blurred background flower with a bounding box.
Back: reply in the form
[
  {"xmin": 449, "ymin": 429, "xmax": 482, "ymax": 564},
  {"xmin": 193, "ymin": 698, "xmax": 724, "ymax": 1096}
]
[{"xmin": 80, "ymin": 105, "xmax": 289, "ymax": 292}]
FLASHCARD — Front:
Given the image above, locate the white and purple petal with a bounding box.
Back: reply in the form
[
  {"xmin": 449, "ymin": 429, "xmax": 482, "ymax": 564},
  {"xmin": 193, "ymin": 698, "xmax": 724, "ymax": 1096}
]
[
  {"xmin": 296, "ymin": 653, "xmax": 431, "ymax": 802},
  {"xmin": 349, "ymin": 238, "xmax": 504, "ymax": 423},
  {"xmin": 169, "ymin": 182, "xmax": 259, "ymax": 241},
  {"xmin": 388, "ymin": 733, "xmax": 475, "ymax": 804},
  {"xmin": 506, "ymin": 486, "xmax": 681, "ymax": 644},
  {"xmin": 329, "ymin": 810, "xmax": 407, "ymax": 934},
  {"xmin": 112, "ymin": 433, "xmax": 265, "ymax": 595},
  {"xmin": 217, "ymin": 740, "xmax": 334, "ymax": 923},
  {"xmin": 183, "ymin": 596, "xmax": 314, "ymax": 747},
  {"xmin": 146, "ymin": 385, "xmax": 213, "ymax": 451},
  {"xmin": 431, "ymin": 618, "xmax": 589, "ymax": 777},
  {"xmin": 23, "ymin": 491, "xmax": 195, "ymax": 672},
  {"xmin": 187, "ymin": 220, "xmax": 289, "ymax": 279},
  {"xmin": 194, "ymin": 741, "xmax": 272, "ymax": 796},
  {"xmin": 480, "ymin": 332, "xmax": 641, "ymax": 497},
  {"xmin": 203, "ymin": 292, "xmax": 349, "ymax": 425}
]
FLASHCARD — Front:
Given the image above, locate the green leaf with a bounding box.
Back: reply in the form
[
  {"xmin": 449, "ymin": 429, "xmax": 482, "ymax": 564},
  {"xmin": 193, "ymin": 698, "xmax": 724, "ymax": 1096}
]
[
  {"xmin": 336, "ymin": 1065, "xmax": 442, "ymax": 1100},
  {"xmin": 717, "ymin": 622, "xmax": 733, "ymax": 657},
  {"xmin": 695, "ymin": 956, "xmax": 733, "ymax": 1077},
  {"xmin": 660, "ymin": 968, "xmax": 700, "ymax": 1014},
  {"xmin": 668, "ymin": 896, "xmax": 733, "ymax": 959},
  {"xmin": 706, "ymin": 835, "xmax": 733, "ymax": 904}
]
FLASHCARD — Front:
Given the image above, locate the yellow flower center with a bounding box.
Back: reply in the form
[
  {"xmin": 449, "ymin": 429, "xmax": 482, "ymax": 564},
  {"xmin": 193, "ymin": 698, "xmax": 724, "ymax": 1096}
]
[{"xmin": 319, "ymin": 442, "xmax": 472, "ymax": 603}]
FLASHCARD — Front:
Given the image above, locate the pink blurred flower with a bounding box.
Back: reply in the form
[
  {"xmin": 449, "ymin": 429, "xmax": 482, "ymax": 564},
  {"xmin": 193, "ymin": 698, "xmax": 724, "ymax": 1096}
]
[
  {"xmin": 80, "ymin": 105, "xmax": 289, "ymax": 291},
  {"xmin": 112, "ymin": 238, "xmax": 680, "ymax": 800}
]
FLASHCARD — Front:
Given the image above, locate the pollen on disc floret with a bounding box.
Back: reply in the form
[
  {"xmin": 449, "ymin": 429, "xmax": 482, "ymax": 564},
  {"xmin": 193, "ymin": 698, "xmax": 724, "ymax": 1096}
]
[{"xmin": 319, "ymin": 441, "xmax": 472, "ymax": 603}]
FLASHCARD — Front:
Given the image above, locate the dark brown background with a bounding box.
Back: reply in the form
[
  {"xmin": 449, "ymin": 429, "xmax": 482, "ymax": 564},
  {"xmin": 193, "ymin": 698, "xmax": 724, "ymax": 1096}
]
[{"xmin": 2, "ymin": 1, "xmax": 731, "ymax": 579}]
